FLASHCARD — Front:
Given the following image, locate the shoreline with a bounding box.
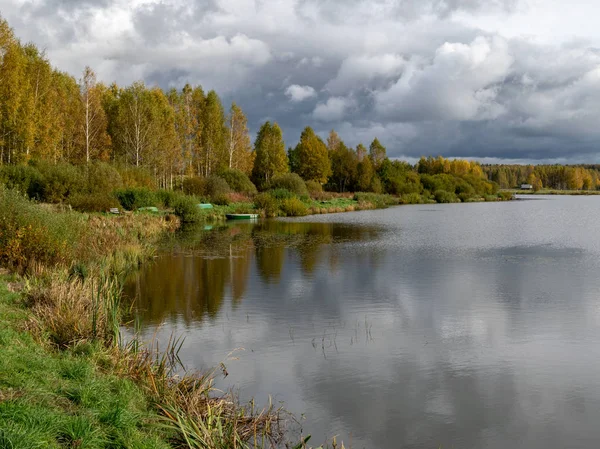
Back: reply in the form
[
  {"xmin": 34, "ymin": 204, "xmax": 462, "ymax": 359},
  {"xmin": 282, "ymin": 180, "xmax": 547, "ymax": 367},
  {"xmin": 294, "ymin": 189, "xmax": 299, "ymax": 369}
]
[
  {"xmin": 187, "ymin": 191, "xmax": 515, "ymax": 222},
  {"xmin": 0, "ymin": 187, "xmax": 290, "ymax": 449},
  {"xmin": 503, "ymin": 189, "xmax": 600, "ymax": 196}
]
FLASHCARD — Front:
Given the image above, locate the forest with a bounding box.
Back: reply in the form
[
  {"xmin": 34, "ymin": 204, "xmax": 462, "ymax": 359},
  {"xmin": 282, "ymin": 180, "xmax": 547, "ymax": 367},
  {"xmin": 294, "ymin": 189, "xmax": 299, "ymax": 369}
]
[{"xmin": 1, "ymin": 15, "xmax": 599, "ymax": 216}]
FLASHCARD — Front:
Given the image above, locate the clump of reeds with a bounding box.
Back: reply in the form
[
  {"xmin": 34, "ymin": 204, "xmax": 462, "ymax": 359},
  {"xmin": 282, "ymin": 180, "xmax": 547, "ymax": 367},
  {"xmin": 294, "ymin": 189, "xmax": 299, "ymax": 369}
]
[
  {"xmin": 26, "ymin": 272, "xmax": 124, "ymax": 348},
  {"xmin": 117, "ymin": 337, "xmax": 287, "ymax": 449},
  {"xmin": 25, "ymin": 269, "xmax": 288, "ymax": 448}
]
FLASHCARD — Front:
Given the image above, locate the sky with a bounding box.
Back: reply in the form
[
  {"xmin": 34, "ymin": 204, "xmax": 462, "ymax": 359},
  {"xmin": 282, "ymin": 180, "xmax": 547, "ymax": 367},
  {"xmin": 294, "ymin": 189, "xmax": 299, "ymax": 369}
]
[{"xmin": 2, "ymin": 0, "xmax": 600, "ymax": 163}]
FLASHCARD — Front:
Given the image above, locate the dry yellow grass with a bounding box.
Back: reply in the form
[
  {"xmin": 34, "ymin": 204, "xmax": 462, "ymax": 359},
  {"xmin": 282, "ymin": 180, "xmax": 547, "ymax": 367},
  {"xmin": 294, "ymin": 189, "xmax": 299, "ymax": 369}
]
[{"xmin": 26, "ymin": 273, "xmax": 123, "ymax": 348}]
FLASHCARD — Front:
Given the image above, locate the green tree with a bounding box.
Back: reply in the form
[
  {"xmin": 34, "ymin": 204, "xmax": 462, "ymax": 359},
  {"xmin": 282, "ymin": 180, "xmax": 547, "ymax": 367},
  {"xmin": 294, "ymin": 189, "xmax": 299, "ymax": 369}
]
[
  {"xmin": 527, "ymin": 173, "xmax": 543, "ymax": 191},
  {"xmin": 369, "ymin": 138, "xmax": 386, "ymax": 170},
  {"xmin": 168, "ymin": 84, "xmax": 205, "ymax": 177},
  {"xmin": 329, "ymin": 141, "xmax": 358, "ymax": 192},
  {"xmin": 251, "ymin": 121, "xmax": 288, "ymax": 186},
  {"xmin": 52, "ymin": 71, "xmax": 82, "ymax": 163},
  {"xmin": 0, "ymin": 18, "xmax": 24, "ymax": 164},
  {"xmin": 108, "ymin": 82, "xmax": 178, "ymax": 185},
  {"xmin": 287, "ymin": 146, "xmax": 299, "ymax": 173},
  {"xmin": 110, "ymin": 81, "xmax": 153, "ymax": 167},
  {"xmin": 147, "ymin": 88, "xmax": 179, "ymax": 189},
  {"xmin": 357, "ymin": 154, "xmax": 374, "ymax": 191},
  {"xmin": 293, "ymin": 126, "xmax": 331, "ymax": 184},
  {"xmin": 201, "ymin": 90, "xmax": 227, "ymax": 176}
]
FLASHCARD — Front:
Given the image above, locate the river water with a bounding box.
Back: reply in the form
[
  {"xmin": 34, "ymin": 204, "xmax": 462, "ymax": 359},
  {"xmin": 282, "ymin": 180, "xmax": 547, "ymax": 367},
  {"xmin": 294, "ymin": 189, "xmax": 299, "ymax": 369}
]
[{"xmin": 124, "ymin": 195, "xmax": 600, "ymax": 448}]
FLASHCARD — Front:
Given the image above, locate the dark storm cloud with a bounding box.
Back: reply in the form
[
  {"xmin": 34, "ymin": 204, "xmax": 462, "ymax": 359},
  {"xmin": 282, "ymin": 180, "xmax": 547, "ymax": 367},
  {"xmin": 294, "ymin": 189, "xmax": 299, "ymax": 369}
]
[
  {"xmin": 3, "ymin": 0, "xmax": 600, "ymax": 162},
  {"xmin": 131, "ymin": 0, "xmax": 223, "ymax": 44}
]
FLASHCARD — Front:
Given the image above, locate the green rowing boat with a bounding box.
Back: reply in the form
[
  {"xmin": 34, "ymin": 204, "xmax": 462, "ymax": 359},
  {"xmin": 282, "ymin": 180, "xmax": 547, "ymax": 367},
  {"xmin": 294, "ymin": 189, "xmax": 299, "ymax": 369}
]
[{"xmin": 225, "ymin": 213, "xmax": 259, "ymax": 220}]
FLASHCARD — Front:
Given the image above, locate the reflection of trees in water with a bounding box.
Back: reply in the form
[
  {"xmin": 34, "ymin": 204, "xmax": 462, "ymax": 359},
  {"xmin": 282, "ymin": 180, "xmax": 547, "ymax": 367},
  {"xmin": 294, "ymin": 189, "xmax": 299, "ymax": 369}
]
[
  {"xmin": 252, "ymin": 221, "xmax": 381, "ymax": 278},
  {"xmin": 255, "ymin": 245, "xmax": 286, "ymax": 284},
  {"xmin": 125, "ymin": 238, "xmax": 253, "ymax": 325},
  {"xmin": 126, "ymin": 221, "xmax": 381, "ymax": 324},
  {"xmin": 231, "ymin": 244, "xmax": 253, "ymax": 304}
]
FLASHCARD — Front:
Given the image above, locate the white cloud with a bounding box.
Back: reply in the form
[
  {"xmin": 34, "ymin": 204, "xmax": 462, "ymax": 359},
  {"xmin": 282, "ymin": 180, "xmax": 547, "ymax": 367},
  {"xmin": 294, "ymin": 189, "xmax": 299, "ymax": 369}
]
[
  {"xmin": 313, "ymin": 97, "xmax": 351, "ymax": 122},
  {"xmin": 285, "ymin": 84, "xmax": 317, "ymax": 102},
  {"xmin": 4, "ymin": 0, "xmax": 600, "ymax": 161},
  {"xmin": 326, "ymin": 54, "xmax": 405, "ymax": 94},
  {"xmin": 375, "ymin": 36, "xmax": 513, "ymax": 121}
]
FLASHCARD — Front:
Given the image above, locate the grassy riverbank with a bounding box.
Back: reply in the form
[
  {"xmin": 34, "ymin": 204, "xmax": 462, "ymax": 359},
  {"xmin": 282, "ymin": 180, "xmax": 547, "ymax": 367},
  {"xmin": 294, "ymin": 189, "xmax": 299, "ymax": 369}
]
[
  {"xmin": 0, "ymin": 274, "xmax": 174, "ymax": 448},
  {"xmin": 0, "ymin": 186, "xmax": 292, "ymax": 449},
  {"xmin": 186, "ymin": 192, "xmax": 401, "ymax": 222},
  {"xmin": 504, "ymin": 189, "xmax": 600, "ymax": 195},
  {"xmin": 141, "ymin": 189, "xmax": 513, "ymax": 224}
]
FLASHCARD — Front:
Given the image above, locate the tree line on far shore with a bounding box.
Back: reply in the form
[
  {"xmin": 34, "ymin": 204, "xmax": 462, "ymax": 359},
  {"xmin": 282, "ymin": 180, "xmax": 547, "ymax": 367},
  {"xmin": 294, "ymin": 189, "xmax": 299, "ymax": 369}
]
[
  {"xmin": 483, "ymin": 164, "xmax": 600, "ymax": 191},
  {"xmin": 2, "ymin": 15, "xmax": 599, "ymax": 211}
]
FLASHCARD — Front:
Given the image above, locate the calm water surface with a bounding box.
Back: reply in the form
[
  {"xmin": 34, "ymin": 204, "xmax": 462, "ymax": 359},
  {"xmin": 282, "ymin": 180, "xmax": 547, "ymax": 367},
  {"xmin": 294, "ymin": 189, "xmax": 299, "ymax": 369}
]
[{"xmin": 124, "ymin": 196, "xmax": 600, "ymax": 448}]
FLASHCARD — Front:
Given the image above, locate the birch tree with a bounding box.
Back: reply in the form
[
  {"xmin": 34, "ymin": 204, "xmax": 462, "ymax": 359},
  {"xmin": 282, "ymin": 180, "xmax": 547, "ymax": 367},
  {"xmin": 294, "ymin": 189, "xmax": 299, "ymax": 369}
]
[
  {"xmin": 80, "ymin": 66, "xmax": 110, "ymax": 163},
  {"xmin": 116, "ymin": 82, "xmax": 153, "ymax": 167},
  {"xmin": 226, "ymin": 102, "xmax": 253, "ymax": 173}
]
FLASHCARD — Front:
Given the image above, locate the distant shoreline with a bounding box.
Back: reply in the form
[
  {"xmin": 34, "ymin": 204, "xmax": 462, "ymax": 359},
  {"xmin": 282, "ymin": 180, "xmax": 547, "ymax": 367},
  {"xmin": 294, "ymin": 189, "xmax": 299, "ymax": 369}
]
[{"xmin": 503, "ymin": 189, "xmax": 600, "ymax": 196}]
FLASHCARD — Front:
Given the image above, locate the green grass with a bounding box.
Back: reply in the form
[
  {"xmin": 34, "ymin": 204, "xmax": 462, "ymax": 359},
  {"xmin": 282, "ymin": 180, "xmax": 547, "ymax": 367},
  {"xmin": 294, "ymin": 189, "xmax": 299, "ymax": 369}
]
[
  {"xmin": 504, "ymin": 188, "xmax": 600, "ymax": 195},
  {"xmin": 0, "ymin": 276, "xmax": 173, "ymax": 449},
  {"xmin": 306, "ymin": 198, "xmax": 357, "ymax": 209}
]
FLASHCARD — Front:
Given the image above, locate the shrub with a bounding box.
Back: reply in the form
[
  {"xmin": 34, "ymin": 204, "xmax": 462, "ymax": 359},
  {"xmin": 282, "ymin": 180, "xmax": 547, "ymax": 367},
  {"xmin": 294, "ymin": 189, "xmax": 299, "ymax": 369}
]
[
  {"xmin": 270, "ymin": 173, "xmax": 308, "ymax": 196},
  {"xmin": 173, "ymin": 196, "xmax": 202, "ymax": 223},
  {"xmin": 69, "ymin": 193, "xmax": 119, "ymax": 212},
  {"xmin": 155, "ymin": 189, "xmax": 186, "ymax": 208},
  {"xmin": 118, "ymin": 166, "xmax": 156, "ymax": 189},
  {"xmin": 434, "ymin": 189, "xmax": 459, "ymax": 203},
  {"xmin": 219, "ymin": 169, "xmax": 257, "ymax": 195},
  {"xmin": 458, "ymin": 192, "xmax": 475, "ymax": 202},
  {"xmin": 311, "ymin": 190, "xmax": 338, "ymax": 202},
  {"xmin": 498, "ymin": 191, "xmax": 513, "ymax": 201},
  {"xmin": 354, "ymin": 192, "xmax": 399, "ymax": 208},
  {"xmin": 231, "ymin": 203, "xmax": 255, "ymax": 214},
  {"xmin": 212, "ymin": 194, "xmax": 230, "ymax": 206},
  {"xmin": 228, "ymin": 192, "xmax": 253, "ymax": 203},
  {"xmin": 386, "ymin": 172, "xmax": 423, "ymax": 195},
  {"xmin": 454, "ymin": 179, "xmax": 475, "ymax": 197},
  {"xmin": 87, "ymin": 162, "xmax": 123, "ymax": 194},
  {"xmin": 269, "ymin": 188, "xmax": 295, "ymax": 200},
  {"xmin": 114, "ymin": 188, "xmax": 158, "ymax": 211},
  {"xmin": 400, "ymin": 193, "xmax": 422, "ymax": 204},
  {"xmin": 279, "ymin": 197, "xmax": 308, "ymax": 217},
  {"xmin": 0, "ymin": 186, "xmax": 81, "ymax": 271},
  {"xmin": 36, "ymin": 163, "xmax": 86, "ymax": 203},
  {"xmin": 182, "ymin": 177, "xmax": 206, "ymax": 196},
  {"xmin": 254, "ymin": 193, "xmax": 278, "ymax": 217},
  {"xmin": 205, "ymin": 175, "xmax": 231, "ymax": 199},
  {"xmin": 0, "ymin": 164, "xmax": 45, "ymax": 198},
  {"xmin": 305, "ymin": 180, "xmax": 323, "ymax": 195},
  {"xmin": 370, "ymin": 177, "xmax": 383, "ymax": 194}
]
